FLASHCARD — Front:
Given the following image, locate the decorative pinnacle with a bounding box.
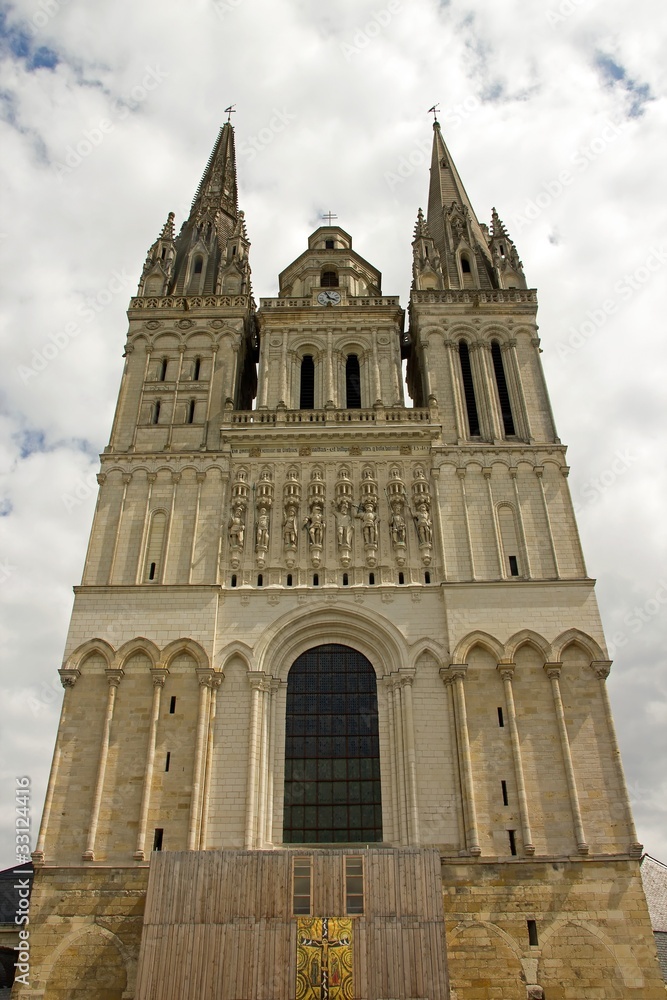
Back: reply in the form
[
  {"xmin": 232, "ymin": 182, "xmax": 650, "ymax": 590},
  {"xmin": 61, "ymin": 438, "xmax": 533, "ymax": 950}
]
[
  {"xmin": 413, "ymin": 207, "xmax": 429, "ymax": 239},
  {"xmin": 159, "ymin": 211, "xmax": 176, "ymax": 242}
]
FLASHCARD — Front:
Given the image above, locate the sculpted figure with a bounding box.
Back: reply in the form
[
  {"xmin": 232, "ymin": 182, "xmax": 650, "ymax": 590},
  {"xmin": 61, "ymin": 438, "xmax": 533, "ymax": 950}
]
[
  {"xmin": 390, "ymin": 505, "xmax": 407, "ymax": 547},
  {"xmin": 304, "ymin": 506, "xmax": 325, "ymax": 547},
  {"xmin": 358, "ymin": 499, "xmax": 378, "ymax": 547},
  {"xmin": 415, "ymin": 503, "xmax": 433, "ymax": 547},
  {"xmin": 228, "ymin": 506, "xmax": 245, "ymax": 549},
  {"xmin": 255, "ymin": 507, "xmax": 270, "ymax": 550},
  {"xmin": 283, "ymin": 504, "xmax": 298, "ymax": 549},
  {"xmin": 333, "ymin": 498, "xmax": 354, "ymax": 549}
]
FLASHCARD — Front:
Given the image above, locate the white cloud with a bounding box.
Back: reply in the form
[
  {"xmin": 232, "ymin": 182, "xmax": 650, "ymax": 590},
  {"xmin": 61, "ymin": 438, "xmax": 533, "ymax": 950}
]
[{"xmin": 0, "ymin": 0, "xmax": 665, "ymax": 865}]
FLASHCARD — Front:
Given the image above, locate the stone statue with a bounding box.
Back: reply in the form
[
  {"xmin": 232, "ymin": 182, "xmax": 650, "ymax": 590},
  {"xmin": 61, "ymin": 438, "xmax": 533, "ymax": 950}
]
[
  {"xmin": 358, "ymin": 499, "xmax": 378, "ymax": 547},
  {"xmin": 414, "ymin": 503, "xmax": 433, "ymax": 547},
  {"xmin": 304, "ymin": 506, "xmax": 325, "ymax": 548},
  {"xmin": 389, "ymin": 505, "xmax": 407, "ymax": 547},
  {"xmin": 255, "ymin": 507, "xmax": 270, "ymax": 551},
  {"xmin": 333, "ymin": 498, "xmax": 354, "ymax": 550},
  {"xmin": 228, "ymin": 505, "xmax": 245, "ymax": 549},
  {"xmin": 283, "ymin": 504, "xmax": 298, "ymax": 549}
]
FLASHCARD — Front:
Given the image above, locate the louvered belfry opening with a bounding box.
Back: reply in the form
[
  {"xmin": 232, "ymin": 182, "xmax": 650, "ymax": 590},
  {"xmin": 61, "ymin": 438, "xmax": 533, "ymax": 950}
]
[
  {"xmin": 300, "ymin": 355, "xmax": 315, "ymax": 409},
  {"xmin": 321, "ymin": 270, "xmax": 339, "ymax": 287},
  {"xmin": 346, "ymin": 354, "xmax": 361, "ymax": 409},
  {"xmin": 283, "ymin": 644, "xmax": 382, "ymax": 844},
  {"xmin": 491, "ymin": 341, "xmax": 515, "ymax": 436},
  {"xmin": 458, "ymin": 340, "xmax": 480, "ymax": 436}
]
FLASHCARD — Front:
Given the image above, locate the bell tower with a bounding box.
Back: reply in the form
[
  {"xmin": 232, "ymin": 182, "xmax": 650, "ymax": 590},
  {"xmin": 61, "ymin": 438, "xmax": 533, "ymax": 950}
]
[{"xmin": 17, "ymin": 119, "xmax": 665, "ymax": 1000}]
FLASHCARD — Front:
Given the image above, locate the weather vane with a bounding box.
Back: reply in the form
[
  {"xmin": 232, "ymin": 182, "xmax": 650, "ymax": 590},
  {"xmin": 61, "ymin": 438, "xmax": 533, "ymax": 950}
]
[
  {"xmin": 322, "ymin": 211, "xmax": 338, "ymax": 225},
  {"xmin": 224, "ymin": 105, "xmax": 236, "ymax": 123},
  {"xmin": 428, "ymin": 104, "xmax": 440, "ymax": 123}
]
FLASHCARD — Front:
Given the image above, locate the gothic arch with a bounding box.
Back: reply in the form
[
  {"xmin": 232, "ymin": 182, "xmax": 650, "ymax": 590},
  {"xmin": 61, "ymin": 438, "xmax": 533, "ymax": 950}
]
[
  {"xmin": 550, "ymin": 629, "xmax": 606, "ymax": 664},
  {"xmin": 505, "ymin": 629, "xmax": 550, "ymax": 663},
  {"xmin": 409, "ymin": 638, "xmax": 446, "ymax": 670},
  {"xmin": 161, "ymin": 637, "xmax": 209, "ymax": 670},
  {"xmin": 66, "ymin": 638, "xmax": 115, "ymax": 672},
  {"xmin": 218, "ymin": 640, "xmax": 254, "ymax": 673},
  {"xmin": 253, "ymin": 603, "xmax": 408, "ymax": 681},
  {"xmin": 539, "ymin": 917, "xmax": 643, "ymax": 989},
  {"xmin": 448, "ymin": 918, "xmax": 523, "ymax": 959},
  {"xmin": 40, "ymin": 922, "xmax": 131, "ymax": 999},
  {"xmin": 451, "ymin": 630, "xmax": 504, "ymax": 665},
  {"xmin": 113, "ymin": 637, "xmax": 160, "ymax": 670}
]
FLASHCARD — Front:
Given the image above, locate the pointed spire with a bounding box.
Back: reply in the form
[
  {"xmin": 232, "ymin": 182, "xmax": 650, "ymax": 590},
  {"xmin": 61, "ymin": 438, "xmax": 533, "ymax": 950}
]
[
  {"xmin": 159, "ymin": 211, "xmax": 176, "ymax": 241},
  {"xmin": 189, "ymin": 121, "xmax": 239, "ymax": 227},
  {"xmin": 137, "ymin": 211, "xmax": 177, "ymax": 296},
  {"xmin": 489, "ymin": 207, "xmax": 527, "ymax": 289},
  {"xmin": 426, "ymin": 121, "xmax": 495, "ymax": 289},
  {"xmin": 413, "ymin": 207, "xmax": 429, "ymax": 240}
]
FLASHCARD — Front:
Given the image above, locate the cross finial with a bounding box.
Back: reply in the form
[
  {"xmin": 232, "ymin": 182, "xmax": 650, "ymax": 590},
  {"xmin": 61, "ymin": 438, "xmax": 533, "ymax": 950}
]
[
  {"xmin": 322, "ymin": 211, "xmax": 338, "ymax": 226},
  {"xmin": 428, "ymin": 104, "xmax": 440, "ymax": 124},
  {"xmin": 224, "ymin": 105, "xmax": 236, "ymax": 124}
]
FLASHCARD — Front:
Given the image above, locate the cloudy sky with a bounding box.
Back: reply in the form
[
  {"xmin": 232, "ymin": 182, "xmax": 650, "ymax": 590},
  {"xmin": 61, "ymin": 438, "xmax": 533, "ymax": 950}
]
[{"xmin": 0, "ymin": 0, "xmax": 665, "ymax": 869}]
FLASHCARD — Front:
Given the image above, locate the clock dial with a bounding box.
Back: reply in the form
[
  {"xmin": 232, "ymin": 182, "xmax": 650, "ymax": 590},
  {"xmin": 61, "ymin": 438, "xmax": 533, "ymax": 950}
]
[{"xmin": 317, "ymin": 290, "xmax": 341, "ymax": 305}]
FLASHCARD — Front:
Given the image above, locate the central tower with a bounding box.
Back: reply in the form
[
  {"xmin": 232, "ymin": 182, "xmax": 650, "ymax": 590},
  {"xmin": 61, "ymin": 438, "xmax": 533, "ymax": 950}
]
[{"xmin": 18, "ymin": 120, "xmax": 664, "ymax": 1000}]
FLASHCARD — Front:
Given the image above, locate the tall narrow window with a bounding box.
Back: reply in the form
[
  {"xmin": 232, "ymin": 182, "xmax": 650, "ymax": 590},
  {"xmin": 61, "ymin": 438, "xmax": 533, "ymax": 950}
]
[
  {"xmin": 292, "ymin": 856, "xmax": 312, "ymax": 915},
  {"xmin": 345, "ymin": 354, "xmax": 361, "ymax": 409},
  {"xmin": 159, "ymin": 358, "xmax": 168, "ymax": 381},
  {"xmin": 321, "ymin": 270, "xmax": 338, "ymax": 287},
  {"xmin": 193, "ymin": 256, "xmax": 203, "ymax": 274},
  {"xmin": 300, "ymin": 355, "xmax": 315, "ymax": 409},
  {"xmin": 169, "ymin": 696, "xmax": 176, "ymax": 714},
  {"xmin": 458, "ymin": 341, "xmax": 480, "ymax": 436},
  {"xmin": 491, "ymin": 341, "xmax": 515, "ymax": 435},
  {"xmin": 325, "ymin": 239, "xmax": 334, "ymax": 249},
  {"xmin": 153, "ymin": 828, "xmax": 163, "ymax": 852},
  {"xmin": 498, "ymin": 505, "xmax": 521, "ymax": 579},
  {"xmin": 144, "ymin": 511, "xmax": 167, "ymax": 583},
  {"xmin": 193, "ymin": 357, "xmax": 201, "ymax": 381},
  {"xmin": 283, "ymin": 644, "xmax": 382, "ymax": 844},
  {"xmin": 152, "ymin": 400, "xmax": 161, "ymax": 425},
  {"xmin": 187, "ymin": 399, "xmax": 195, "ymax": 424},
  {"xmin": 461, "ymin": 255, "xmax": 471, "ymax": 273},
  {"xmin": 345, "ymin": 856, "xmax": 364, "ymax": 914}
]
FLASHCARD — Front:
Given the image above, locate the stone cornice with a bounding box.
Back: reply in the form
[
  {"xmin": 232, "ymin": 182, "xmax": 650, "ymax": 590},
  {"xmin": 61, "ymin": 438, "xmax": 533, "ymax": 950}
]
[{"xmin": 128, "ymin": 294, "xmax": 254, "ymax": 314}]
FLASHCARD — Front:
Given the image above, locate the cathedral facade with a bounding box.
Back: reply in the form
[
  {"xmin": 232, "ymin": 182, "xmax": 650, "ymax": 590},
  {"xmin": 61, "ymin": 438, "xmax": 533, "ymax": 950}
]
[{"xmin": 18, "ymin": 121, "xmax": 664, "ymax": 999}]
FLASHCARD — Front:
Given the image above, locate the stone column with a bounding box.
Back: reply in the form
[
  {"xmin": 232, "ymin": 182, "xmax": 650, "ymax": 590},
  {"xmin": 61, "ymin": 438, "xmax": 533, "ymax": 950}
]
[
  {"xmin": 281, "ymin": 332, "xmax": 289, "ymax": 404},
  {"xmin": 420, "ymin": 339, "xmax": 433, "ymax": 400},
  {"xmin": 134, "ymin": 666, "xmax": 168, "ymax": 860},
  {"xmin": 479, "ymin": 342, "xmax": 504, "ymax": 441},
  {"xmin": 503, "ymin": 339, "xmax": 531, "ymax": 441},
  {"xmin": 201, "ymin": 343, "xmax": 218, "ymax": 448},
  {"xmin": 33, "ymin": 669, "xmax": 80, "ymax": 863},
  {"xmin": 83, "ymin": 668, "xmax": 123, "ymax": 861},
  {"xmin": 382, "ymin": 675, "xmax": 402, "ymax": 845},
  {"xmin": 497, "ymin": 664, "xmax": 535, "ymax": 855},
  {"xmin": 199, "ymin": 673, "xmax": 223, "ymax": 849},
  {"xmin": 457, "ymin": 468, "xmax": 476, "ymax": 581},
  {"xmin": 188, "ymin": 472, "xmax": 206, "ymax": 583},
  {"xmin": 131, "ymin": 345, "xmax": 152, "ymax": 450},
  {"xmin": 245, "ymin": 672, "xmax": 265, "ymax": 849},
  {"xmin": 400, "ymin": 671, "xmax": 420, "ymax": 845},
  {"xmin": 593, "ymin": 660, "xmax": 643, "ymax": 857},
  {"xmin": 256, "ymin": 680, "xmax": 271, "ymax": 848},
  {"xmin": 108, "ymin": 473, "xmax": 132, "ymax": 584},
  {"xmin": 510, "ymin": 468, "xmax": 532, "ymax": 577},
  {"xmin": 443, "ymin": 665, "xmax": 481, "ymax": 855},
  {"xmin": 392, "ymin": 679, "xmax": 409, "ymax": 846},
  {"xmin": 483, "ymin": 467, "xmax": 504, "ymax": 576},
  {"xmin": 535, "ymin": 467, "xmax": 560, "ymax": 578},
  {"xmin": 166, "ymin": 344, "xmax": 186, "ymax": 448},
  {"xmin": 371, "ymin": 330, "xmax": 381, "ymax": 402},
  {"xmin": 326, "ymin": 328, "xmax": 334, "ymax": 404},
  {"xmin": 187, "ymin": 669, "xmax": 215, "ymax": 850},
  {"xmin": 544, "ymin": 664, "xmax": 588, "ymax": 854},
  {"xmin": 163, "ymin": 472, "xmax": 180, "ymax": 584},
  {"xmin": 430, "ymin": 466, "xmax": 448, "ymax": 581},
  {"xmin": 137, "ymin": 472, "xmax": 157, "ymax": 583},
  {"xmin": 445, "ymin": 339, "xmax": 466, "ymax": 441}
]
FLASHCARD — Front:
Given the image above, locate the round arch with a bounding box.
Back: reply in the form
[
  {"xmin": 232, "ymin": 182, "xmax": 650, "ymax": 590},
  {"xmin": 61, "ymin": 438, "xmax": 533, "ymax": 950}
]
[{"xmin": 253, "ymin": 603, "xmax": 409, "ymax": 681}]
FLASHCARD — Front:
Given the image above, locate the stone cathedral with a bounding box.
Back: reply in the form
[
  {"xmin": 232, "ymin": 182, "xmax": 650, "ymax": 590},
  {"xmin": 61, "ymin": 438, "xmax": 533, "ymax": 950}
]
[{"xmin": 19, "ymin": 121, "xmax": 664, "ymax": 1000}]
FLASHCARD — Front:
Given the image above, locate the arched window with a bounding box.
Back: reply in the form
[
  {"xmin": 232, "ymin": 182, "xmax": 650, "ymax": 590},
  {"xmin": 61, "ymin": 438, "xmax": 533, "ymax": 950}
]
[
  {"xmin": 461, "ymin": 255, "xmax": 471, "ymax": 273},
  {"xmin": 159, "ymin": 358, "xmax": 168, "ymax": 382},
  {"xmin": 491, "ymin": 341, "xmax": 515, "ymax": 436},
  {"xmin": 345, "ymin": 354, "xmax": 361, "ymax": 409},
  {"xmin": 144, "ymin": 511, "xmax": 167, "ymax": 582},
  {"xmin": 300, "ymin": 355, "xmax": 315, "ymax": 409},
  {"xmin": 321, "ymin": 270, "xmax": 339, "ymax": 287},
  {"xmin": 283, "ymin": 644, "xmax": 382, "ymax": 844},
  {"xmin": 458, "ymin": 341, "xmax": 480, "ymax": 436},
  {"xmin": 193, "ymin": 357, "xmax": 201, "ymax": 381},
  {"xmin": 193, "ymin": 256, "xmax": 203, "ymax": 275}
]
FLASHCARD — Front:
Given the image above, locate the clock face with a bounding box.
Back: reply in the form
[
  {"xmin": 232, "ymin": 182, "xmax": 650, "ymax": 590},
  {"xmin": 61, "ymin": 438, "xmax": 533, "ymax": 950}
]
[{"xmin": 317, "ymin": 290, "xmax": 341, "ymax": 306}]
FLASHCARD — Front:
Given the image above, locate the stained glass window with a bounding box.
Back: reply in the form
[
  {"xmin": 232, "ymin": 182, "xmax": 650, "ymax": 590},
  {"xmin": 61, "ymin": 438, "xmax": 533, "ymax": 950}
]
[{"xmin": 284, "ymin": 644, "xmax": 382, "ymax": 843}]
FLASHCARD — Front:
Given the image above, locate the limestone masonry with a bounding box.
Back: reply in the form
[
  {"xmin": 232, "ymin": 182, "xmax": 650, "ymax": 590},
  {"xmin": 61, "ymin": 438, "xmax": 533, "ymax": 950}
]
[{"xmin": 16, "ymin": 120, "xmax": 665, "ymax": 999}]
